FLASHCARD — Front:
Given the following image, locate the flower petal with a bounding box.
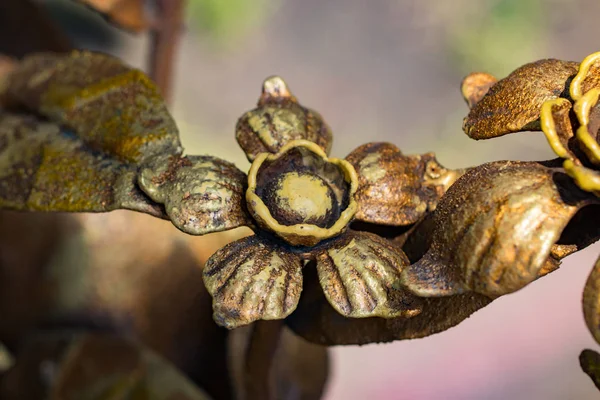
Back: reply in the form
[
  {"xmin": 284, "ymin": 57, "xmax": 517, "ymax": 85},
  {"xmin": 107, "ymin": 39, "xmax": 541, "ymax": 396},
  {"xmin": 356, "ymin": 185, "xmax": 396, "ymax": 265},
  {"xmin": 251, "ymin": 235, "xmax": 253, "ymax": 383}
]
[
  {"xmin": 0, "ymin": 112, "xmax": 165, "ymax": 217},
  {"xmin": 583, "ymin": 255, "xmax": 600, "ymax": 345},
  {"xmin": 463, "ymin": 59, "xmax": 578, "ymax": 139},
  {"xmin": 402, "ymin": 161, "xmax": 599, "ymax": 298},
  {"xmin": 139, "ymin": 154, "xmax": 252, "ymax": 235},
  {"xmin": 461, "ymin": 72, "xmax": 498, "ymax": 108},
  {"xmin": 345, "ymin": 142, "xmax": 463, "ymax": 225},
  {"xmin": 286, "ymin": 266, "xmax": 491, "ymax": 345},
  {"xmin": 235, "ymin": 76, "xmax": 332, "ymax": 161},
  {"xmin": 315, "ymin": 231, "xmax": 422, "ymax": 318},
  {"xmin": 203, "ymin": 235, "xmax": 303, "ymax": 329},
  {"xmin": 2, "ymin": 51, "xmax": 181, "ymax": 164}
]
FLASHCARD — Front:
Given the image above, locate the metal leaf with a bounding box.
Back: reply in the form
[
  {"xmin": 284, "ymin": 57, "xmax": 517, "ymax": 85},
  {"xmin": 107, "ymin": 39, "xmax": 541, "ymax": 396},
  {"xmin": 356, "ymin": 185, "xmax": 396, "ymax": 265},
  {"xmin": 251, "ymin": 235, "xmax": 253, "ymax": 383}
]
[
  {"xmin": 203, "ymin": 235, "xmax": 303, "ymax": 329},
  {"xmin": 463, "ymin": 59, "xmax": 578, "ymax": 139},
  {"xmin": 316, "ymin": 231, "xmax": 422, "ymax": 318},
  {"xmin": 402, "ymin": 161, "xmax": 599, "ymax": 298},
  {"xmin": 0, "ymin": 333, "xmax": 212, "ymax": 399},
  {"xmin": 286, "ymin": 265, "xmax": 491, "ymax": 345},
  {"xmin": 2, "ymin": 51, "xmax": 181, "ymax": 164},
  {"xmin": 0, "ymin": 112, "xmax": 164, "ymax": 216},
  {"xmin": 345, "ymin": 142, "xmax": 463, "ymax": 226},
  {"xmin": 138, "ymin": 154, "xmax": 252, "ymax": 235}
]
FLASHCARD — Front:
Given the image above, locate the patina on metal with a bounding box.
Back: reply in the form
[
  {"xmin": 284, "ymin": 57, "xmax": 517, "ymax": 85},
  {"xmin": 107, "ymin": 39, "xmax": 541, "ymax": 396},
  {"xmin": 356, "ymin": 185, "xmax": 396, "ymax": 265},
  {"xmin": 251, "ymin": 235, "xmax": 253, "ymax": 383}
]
[{"xmin": 0, "ymin": 50, "xmax": 462, "ymax": 331}]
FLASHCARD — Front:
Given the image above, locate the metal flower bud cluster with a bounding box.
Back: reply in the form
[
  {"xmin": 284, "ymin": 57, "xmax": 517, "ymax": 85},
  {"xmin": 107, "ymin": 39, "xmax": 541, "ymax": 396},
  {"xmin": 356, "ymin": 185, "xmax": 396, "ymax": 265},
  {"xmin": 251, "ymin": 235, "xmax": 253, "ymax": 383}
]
[{"xmin": 3, "ymin": 51, "xmax": 600, "ymax": 393}]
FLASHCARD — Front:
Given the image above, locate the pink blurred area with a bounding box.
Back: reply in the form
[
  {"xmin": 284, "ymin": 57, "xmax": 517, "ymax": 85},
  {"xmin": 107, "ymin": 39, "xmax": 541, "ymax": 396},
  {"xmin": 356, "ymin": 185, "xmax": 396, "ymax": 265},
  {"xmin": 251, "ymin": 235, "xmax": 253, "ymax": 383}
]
[{"xmin": 63, "ymin": 0, "xmax": 600, "ymax": 398}]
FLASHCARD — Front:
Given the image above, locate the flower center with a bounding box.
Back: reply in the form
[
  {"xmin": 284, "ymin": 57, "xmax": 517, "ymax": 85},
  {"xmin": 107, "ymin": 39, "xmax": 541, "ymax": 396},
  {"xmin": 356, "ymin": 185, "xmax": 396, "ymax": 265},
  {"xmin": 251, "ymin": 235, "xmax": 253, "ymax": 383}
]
[
  {"xmin": 262, "ymin": 171, "xmax": 339, "ymax": 228},
  {"xmin": 246, "ymin": 140, "xmax": 359, "ymax": 247}
]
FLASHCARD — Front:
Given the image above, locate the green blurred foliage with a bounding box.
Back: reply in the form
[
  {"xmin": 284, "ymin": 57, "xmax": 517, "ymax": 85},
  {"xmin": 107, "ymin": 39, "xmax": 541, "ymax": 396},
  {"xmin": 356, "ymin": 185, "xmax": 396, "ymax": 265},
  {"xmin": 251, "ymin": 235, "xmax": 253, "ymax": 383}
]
[
  {"xmin": 187, "ymin": 0, "xmax": 280, "ymax": 48},
  {"xmin": 448, "ymin": 0, "xmax": 547, "ymax": 75}
]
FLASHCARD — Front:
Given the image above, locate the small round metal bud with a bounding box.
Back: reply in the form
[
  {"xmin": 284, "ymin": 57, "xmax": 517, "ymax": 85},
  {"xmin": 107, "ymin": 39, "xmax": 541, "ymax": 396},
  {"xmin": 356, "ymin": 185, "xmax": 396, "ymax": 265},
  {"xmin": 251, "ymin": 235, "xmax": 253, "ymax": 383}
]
[{"xmin": 261, "ymin": 171, "xmax": 340, "ymax": 228}]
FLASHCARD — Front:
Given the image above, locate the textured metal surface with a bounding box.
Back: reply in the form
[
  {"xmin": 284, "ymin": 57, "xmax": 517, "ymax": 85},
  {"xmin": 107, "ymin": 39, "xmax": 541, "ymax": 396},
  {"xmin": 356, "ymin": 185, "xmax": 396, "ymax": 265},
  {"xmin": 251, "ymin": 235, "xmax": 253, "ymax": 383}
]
[
  {"xmin": 0, "ymin": 112, "xmax": 165, "ymax": 217},
  {"xmin": 315, "ymin": 230, "xmax": 422, "ymax": 319},
  {"xmin": 247, "ymin": 140, "xmax": 357, "ymax": 247},
  {"xmin": 345, "ymin": 142, "xmax": 463, "ymax": 226},
  {"xmin": 402, "ymin": 160, "xmax": 598, "ymax": 298},
  {"xmin": 139, "ymin": 153, "xmax": 252, "ymax": 235},
  {"xmin": 463, "ymin": 58, "xmax": 578, "ymax": 139},
  {"xmin": 460, "ymin": 72, "xmax": 497, "ymax": 109},
  {"xmin": 286, "ymin": 265, "xmax": 491, "ymax": 345},
  {"xmin": 203, "ymin": 235, "xmax": 304, "ymax": 329},
  {"xmin": 2, "ymin": 51, "xmax": 181, "ymax": 164},
  {"xmin": 235, "ymin": 76, "xmax": 332, "ymax": 162}
]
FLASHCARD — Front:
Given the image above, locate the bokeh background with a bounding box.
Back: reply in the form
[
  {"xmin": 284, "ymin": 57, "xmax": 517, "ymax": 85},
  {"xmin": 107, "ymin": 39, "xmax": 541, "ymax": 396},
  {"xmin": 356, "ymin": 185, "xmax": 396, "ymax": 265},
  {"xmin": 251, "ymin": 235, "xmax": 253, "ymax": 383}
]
[{"xmin": 5, "ymin": 0, "xmax": 600, "ymax": 398}]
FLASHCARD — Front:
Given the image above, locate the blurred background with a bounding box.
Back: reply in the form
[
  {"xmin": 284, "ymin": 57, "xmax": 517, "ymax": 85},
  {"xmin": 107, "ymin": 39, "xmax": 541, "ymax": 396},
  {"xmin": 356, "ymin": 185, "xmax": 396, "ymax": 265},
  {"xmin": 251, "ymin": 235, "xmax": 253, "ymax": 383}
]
[{"xmin": 3, "ymin": 0, "xmax": 600, "ymax": 398}]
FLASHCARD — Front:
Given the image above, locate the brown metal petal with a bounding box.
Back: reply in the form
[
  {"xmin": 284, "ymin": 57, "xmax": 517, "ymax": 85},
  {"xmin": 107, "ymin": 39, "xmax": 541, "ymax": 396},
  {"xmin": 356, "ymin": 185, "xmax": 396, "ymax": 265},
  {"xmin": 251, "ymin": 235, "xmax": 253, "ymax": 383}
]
[
  {"xmin": 315, "ymin": 231, "xmax": 422, "ymax": 318},
  {"xmin": 2, "ymin": 51, "xmax": 181, "ymax": 164},
  {"xmin": 138, "ymin": 154, "xmax": 252, "ymax": 235},
  {"xmin": 235, "ymin": 76, "xmax": 332, "ymax": 161},
  {"xmin": 583, "ymin": 255, "xmax": 600, "ymax": 345},
  {"xmin": 286, "ymin": 265, "xmax": 491, "ymax": 345},
  {"xmin": 345, "ymin": 142, "xmax": 463, "ymax": 225},
  {"xmin": 0, "ymin": 112, "xmax": 165, "ymax": 217},
  {"xmin": 402, "ymin": 161, "xmax": 599, "ymax": 298},
  {"xmin": 0, "ymin": 333, "xmax": 212, "ymax": 400},
  {"xmin": 461, "ymin": 72, "xmax": 498, "ymax": 108},
  {"xmin": 203, "ymin": 235, "xmax": 303, "ymax": 329},
  {"xmin": 463, "ymin": 59, "xmax": 578, "ymax": 139}
]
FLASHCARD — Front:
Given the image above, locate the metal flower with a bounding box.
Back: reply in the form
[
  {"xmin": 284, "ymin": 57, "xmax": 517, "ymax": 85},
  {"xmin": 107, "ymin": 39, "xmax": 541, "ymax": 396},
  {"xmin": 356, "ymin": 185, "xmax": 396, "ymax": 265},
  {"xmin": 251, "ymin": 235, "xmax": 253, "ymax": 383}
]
[
  {"xmin": 0, "ymin": 50, "xmax": 463, "ymax": 330},
  {"xmin": 416, "ymin": 51, "xmax": 600, "ymax": 381}
]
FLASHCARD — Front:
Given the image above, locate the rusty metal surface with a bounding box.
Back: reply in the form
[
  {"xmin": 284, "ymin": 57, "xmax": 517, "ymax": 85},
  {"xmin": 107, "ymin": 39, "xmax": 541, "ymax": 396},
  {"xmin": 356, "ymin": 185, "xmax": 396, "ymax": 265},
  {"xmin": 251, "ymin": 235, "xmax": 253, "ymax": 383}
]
[
  {"xmin": 235, "ymin": 77, "xmax": 332, "ymax": 162},
  {"xmin": 345, "ymin": 142, "xmax": 462, "ymax": 226},
  {"xmin": 463, "ymin": 59, "xmax": 578, "ymax": 139}
]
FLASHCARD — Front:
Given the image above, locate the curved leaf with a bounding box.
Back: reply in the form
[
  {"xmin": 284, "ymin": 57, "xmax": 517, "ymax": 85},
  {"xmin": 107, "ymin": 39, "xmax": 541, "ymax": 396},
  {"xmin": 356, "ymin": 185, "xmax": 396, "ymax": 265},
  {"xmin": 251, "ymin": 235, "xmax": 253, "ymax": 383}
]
[
  {"xmin": 463, "ymin": 59, "xmax": 578, "ymax": 139},
  {"xmin": 139, "ymin": 154, "xmax": 252, "ymax": 235},
  {"xmin": 203, "ymin": 235, "xmax": 303, "ymax": 329},
  {"xmin": 402, "ymin": 161, "xmax": 598, "ymax": 298},
  {"xmin": 2, "ymin": 51, "xmax": 181, "ymax": 164},
  {"xmin": 345, "ymin": 142, "xmax": 463, "ymax": 225},
  {"xmin": 0, "ymin": 112, "xmax": 164, "ymax": 216},
  {"xmin": 316, "ymin": 231, "xmax": 422, "ymax": 318}
]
